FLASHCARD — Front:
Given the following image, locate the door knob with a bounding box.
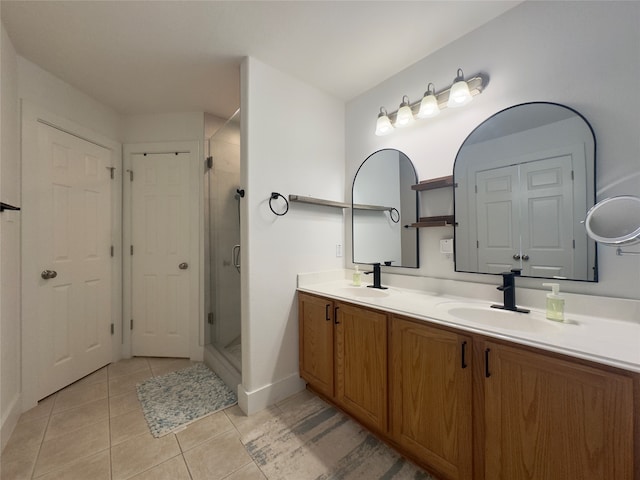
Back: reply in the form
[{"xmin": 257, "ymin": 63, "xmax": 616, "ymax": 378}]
[
  {"xmin": 41, "ymin": 270, "xmax": 57, "ymax": 279},
  {"xmin": 178, "ymin": 262, "xmax": 189, "ymax": 270},
  {"xmin": 513, "ymin": 254, "xmax": 521, "ymax": 260},
  {"xmin": 522, "ymin": 254, "xmax": 530, "ymax": 261}
]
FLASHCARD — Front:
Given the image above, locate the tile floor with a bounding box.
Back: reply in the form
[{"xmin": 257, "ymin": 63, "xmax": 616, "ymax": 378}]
[{"xmin": 0, "ymin": 357, "xmax": 428, "ymax": 480}]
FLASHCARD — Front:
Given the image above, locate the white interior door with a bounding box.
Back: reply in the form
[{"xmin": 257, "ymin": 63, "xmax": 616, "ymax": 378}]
[
  {"xmin": 34, "ymin": 123, "xmax": 113, "ymax": 400},
  {"xmin": 131, "ymin": 152, "xmax": 192, "ymax": 358},
  {"xmin": 520, "ymin": 155, "xmax": 575, "ymax": 277},
  {"xmin": 476, "ymin": 165, "xmax": 521, "ymax": 274}
]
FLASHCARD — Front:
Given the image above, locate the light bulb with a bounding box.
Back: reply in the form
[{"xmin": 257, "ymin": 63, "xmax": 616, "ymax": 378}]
[
  {"xmin": 417, "ymin": 83, "xmax": 440, "ymax": 118},
  {"xmin": 447, "ymin": 69, "xmax": 472, "ymax": 108},
  {"xmin": 395, "ymin": 96, "xmax": 414, "ymax": 128},
  {"xmin": 375, "ymin": 107, "xmax": 394, "ymax": 136}
]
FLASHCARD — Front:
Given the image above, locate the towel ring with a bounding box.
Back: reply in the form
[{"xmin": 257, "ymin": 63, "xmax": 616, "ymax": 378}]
[{"xmin": 269, "ymin": 192, "xmax": 289, "ymax": 216}]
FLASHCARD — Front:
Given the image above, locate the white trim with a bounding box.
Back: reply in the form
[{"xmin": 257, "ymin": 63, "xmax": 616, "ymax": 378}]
[
  {"xmin": 122, "ymin": 141, "xmax": 203, "ymax": 361},
  {"xmin": 0, "ymin": 393, "xmax": 21, "ymax": 451},
  {"xmin": 237, "ymin": 373, "xmax": 306, "ymax": 415},
  {"xmin": 20, "ymin": 101, "xmax": 122, "ymax": 410}
]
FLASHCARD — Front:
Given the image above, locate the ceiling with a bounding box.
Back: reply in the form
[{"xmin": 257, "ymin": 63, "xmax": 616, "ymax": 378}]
[{"xmin": 1, "ymin": 1, "xmax": 520, "ymax": 120}]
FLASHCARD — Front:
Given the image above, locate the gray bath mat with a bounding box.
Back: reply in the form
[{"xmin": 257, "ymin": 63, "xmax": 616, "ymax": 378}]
[{"xmin": 137, "ymin": 363, "xmax": 237, "ymax": 437}]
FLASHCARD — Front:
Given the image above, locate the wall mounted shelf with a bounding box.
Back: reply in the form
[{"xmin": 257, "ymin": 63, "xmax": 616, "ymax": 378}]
[
  {"xmin": 411, "ymin": 175, "xmax": 455, "ymax": 228},
  {"xmin": 289, "ymin": 194, "xmax": 393, "ymax": 212},
  {"xmin": 411, "ymin": 175, "xmax": 454, "ymax": 191}
]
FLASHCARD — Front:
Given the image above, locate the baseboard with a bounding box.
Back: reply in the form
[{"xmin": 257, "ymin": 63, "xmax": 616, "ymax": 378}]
[
  {"xmin": 203, "ymin": 346, "xmax": 241, "ymax": 397},
  {"xmin": 1, "ymin": 393, "xmax": 21, "ymax": 452},
  {"xmin": 237, "ymin": 372, "xmax": 306, "ymax": 415}
]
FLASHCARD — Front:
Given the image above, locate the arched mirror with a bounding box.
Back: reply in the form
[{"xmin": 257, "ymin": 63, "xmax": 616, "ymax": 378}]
[
  {"xmin": 454, "ymin": 102, "xmax": 597, "ymax": 281},
  {"xmin": 352, "ymin": 149, "xmax": 419, "ymax": 267}
]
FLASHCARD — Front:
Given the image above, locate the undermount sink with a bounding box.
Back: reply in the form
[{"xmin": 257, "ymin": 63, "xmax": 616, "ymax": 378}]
[
  {"xmin": 439, "ymin": 303, "xmax": 561, "ymax": 333},
  {"xmin": 337, "ymin": 286, "xmax": 390, "ymax": 298}
]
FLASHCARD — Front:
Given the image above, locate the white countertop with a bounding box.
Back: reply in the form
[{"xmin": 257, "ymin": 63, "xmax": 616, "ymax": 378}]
[{"xmin": 297, "ymin": 272, "xmax": 640, "ymax": 374}]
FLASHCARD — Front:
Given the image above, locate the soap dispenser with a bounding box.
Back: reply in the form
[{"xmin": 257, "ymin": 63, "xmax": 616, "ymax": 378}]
[
  {"xmin": 352, "ymin": 265, "xmax": 361, "ymax": 286},
  {"xmin": 542, "ymin": 283, "xmax": 564, "ymax": 322}
]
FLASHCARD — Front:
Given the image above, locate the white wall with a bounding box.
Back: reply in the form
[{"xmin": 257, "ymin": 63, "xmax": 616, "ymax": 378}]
[
  {"xmin": 240, "ymin": 57, "xmax": 345, "ymax": 413},
  {"xmin": 346, "ymin": 1, "xmax": 640, "ymax": 299},
  {"xmin": 18, "ymin": 57, "xmax": 120, "ymax": 141},
  {"xmin": 0, "ymin": 23, "xmax": 22, "ymax": 451}
]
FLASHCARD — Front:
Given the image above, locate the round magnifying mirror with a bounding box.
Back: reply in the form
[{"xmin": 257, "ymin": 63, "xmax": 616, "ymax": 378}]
[{"xmin": 585, "ymin": 195, "xmax": 640, "ymax": 245}]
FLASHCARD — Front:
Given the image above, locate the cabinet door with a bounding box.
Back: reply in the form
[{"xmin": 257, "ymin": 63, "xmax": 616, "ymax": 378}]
[
  {"xmin": 298, "ymin": 293, "xmax": 334, "ymax": 398},
  {"xmin": 335, "ymin": 302, "xmax": 388, "ymax": 433},
  {"xmin": 390, "ymin": 316, "xmax": 473, "ymax": 480},
  {"xmin": 483, "ymin": 341, "xmax": 634, "ymax": 480}
]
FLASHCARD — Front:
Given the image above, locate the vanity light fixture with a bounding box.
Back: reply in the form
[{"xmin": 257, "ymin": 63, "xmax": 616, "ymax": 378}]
[
  {"xmin": 374, "ymin": 68, "xmax": 486, "ymax": 135},
  {"xmin": 447, "ymin": 68, "xmax": 472, "ymax": 108},
  {"xmin": 417, "ymin": 83, "xmax": 440, "ymax": 119},
  {"xmin": 375, "ymin": 107, "xmax": 394, "ymax": 136},
  {"xmin": 395, "ymin": 96, "xmax": 414, "ymax": 128}
]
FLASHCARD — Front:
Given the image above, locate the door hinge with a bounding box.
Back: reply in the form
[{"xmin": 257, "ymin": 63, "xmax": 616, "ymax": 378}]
[
  {"xmin": 107, "ymin": 166, "xmax": 115, "ymax": 179},
  {"xmin": 474, "ymin": 184, "xmax": 478, "ymax": 194},
  {"xmin": 207, "ymin": 312, "xmax": 214, "ymax": 325},
  {"xmin": 126, "ymin": 169, "xmax": 133, "ymax": 181},
  {"xmin": 571, "ymin": 170, "xmax": 574, "ymax": 181},
  {"xmin": 477, "ymin": 240, "xmax": 479, "ymax": 248},
  {"xmin": 573, "ymin": 239, "xmax": 576, "ymax": 249},
  {"xmin": 110, "ymin": 323, "xmax": 114, "ymax": 335},
  {"xmin": 130, "ymin": 319, "xmax": 133, "ymax": 330},
  {"xmin": 130, "ymin": 245, "xmax": 133, "ymax": 255},
  {"xmin": 206, "ymin": 156, "xmax": 213, "ymax": 170},
  {"xmin": 110, "ymin": 245, "xmax": 114, "ymax": 257}
]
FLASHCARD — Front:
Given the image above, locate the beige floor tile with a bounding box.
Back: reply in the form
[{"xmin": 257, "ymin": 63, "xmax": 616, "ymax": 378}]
[
  {"xmin": 0, "ymin": 449, "xmax": 37, "ymax": 480},
  {"xmin": 110, "ymin": 432, "xmax": 181, "ymax": 480},
  {"xmin": 150, "ymin": 358, "xmax": 196, "ymax": 377},
  {"xmin": 275, "ymin": 389, "xmax": 316, "ymax": 412},
  {"xmin": 108, "ymin": 369, "xmax": 153, "ymax": 397},
  {"xmin": 224, "ymin": 462, "xmax": 267, "ymax": 480},
  {"xmin": 3, "ymin": 415, "xmax": 48, "ymax": 453},
  {"xmin": 175, "ymin": 411, "xmax": 234, "ymax": 452},
  {"xmin": 127, "ymin": 454, "xmax": 191, "ymax": 480},
  {"xmin": 34, "ymin": 449, "xmax": 111, "ymax": 480},
  {"xmin": 73, "ymin": 366, "xmax": 108, "ymax": 387},
  {"xmin": 184, "ymin": 429, "xmax": 253, "ymax": 480},
  {"xmin": 146, "ymin": 356, "xmax": 189, "ymax": 369},
  {"xmin": 110, "ymin": 408, "xmax": 150, "ymax": 445},
  {"xmin": 0, "ymin": 416, "xmax": 49, "ymax": 480},
  {"xmin": 109, "ymin": 391, "xmax": 142, "ymax": 418},
  {"xmin": 52, "ymin": 381, "xmax": 108, "ymax": 413},
  {"xmin": 224, "ymin": 405, "xmax": 281, "ymax": 441},
  {"xmin": 45, "ymin": 398, "xmax": 109, "ymax": 441},
  {"xmin": 108, "ymin": 357, "xmax": 151, "ymax": 379},
  {"xmin": 18, "ymin": 394, "xmax": 56, "ymax": 424},
  {"xmin": 33, "ymin": 419, "xmax": 110, "ymax": 477}
]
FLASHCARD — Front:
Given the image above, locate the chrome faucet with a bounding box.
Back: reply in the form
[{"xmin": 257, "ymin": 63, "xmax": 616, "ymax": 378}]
[
  {"xmin": 364, "ymin": 263, "xmax": 387, "ymax": 290},
  {"xmin": 491, "ymin": 269, "xmax": 529, "ymax": 313}
]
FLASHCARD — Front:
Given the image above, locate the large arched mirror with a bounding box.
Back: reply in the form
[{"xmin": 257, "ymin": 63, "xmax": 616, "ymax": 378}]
[
  {"xmin": 454, "ymin": 102, "xmax": 597, "ymax": 281},
  {"xmin": 352, "ymin": 149, "xmax": 419, "ymax": 267}
]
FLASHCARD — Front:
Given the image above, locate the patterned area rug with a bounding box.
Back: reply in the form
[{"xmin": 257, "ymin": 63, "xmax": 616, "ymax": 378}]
[
  {"xmin": 137, "ymin": 363, "xmax": 237, "ymax": 437},
  {"xmin": 244, "ymin": 394, "xmax": 434, "ymax": 480}
]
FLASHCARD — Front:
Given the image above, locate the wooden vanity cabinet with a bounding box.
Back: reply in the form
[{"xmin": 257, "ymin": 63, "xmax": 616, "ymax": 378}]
[
  {"xmin": 298, "ymin": 293, "xmax": 388, "ymax": 434},
  {"xmin": 299, "ymin": 292, "xmax": 638, "ymax": 480},
  {"xmin": 390, "ymin": 316, "xmax": 473, "ymax": 480},
  {"xmin": 298, "ymin": 292, "xmax": 335, "ymax": 398},
  {"xmin": 334, "ymin": 301, "xmax": 388, "ymax": 434},
  {"xmin": 478, "ymin": 339, "xmax": 636, "ymax": 480}
]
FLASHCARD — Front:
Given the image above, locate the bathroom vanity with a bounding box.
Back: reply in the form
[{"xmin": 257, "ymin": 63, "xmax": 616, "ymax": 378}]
[{"xmin": 297, "ymin": 278, "xmax": 639, "ymax": 480}]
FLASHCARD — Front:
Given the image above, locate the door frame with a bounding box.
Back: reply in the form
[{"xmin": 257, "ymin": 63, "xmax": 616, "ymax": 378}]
[
  {"xmin": 21, "ymin": 102, "xmax": 122, "ymax": 410},
  {"xmin": 122, "ymin": 141, "xmax": 203, "ymax": 361}
]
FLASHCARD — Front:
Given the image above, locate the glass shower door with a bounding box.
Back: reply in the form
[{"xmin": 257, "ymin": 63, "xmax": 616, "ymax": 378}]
[{"xmin": 206, "ymin": 110, "xmax": 241, "ymax": 372}]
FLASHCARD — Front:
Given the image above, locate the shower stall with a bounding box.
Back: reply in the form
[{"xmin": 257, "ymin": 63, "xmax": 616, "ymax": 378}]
[{"xmin": 204, "ymin": 110, "xmax": 242, "ymax": 388}]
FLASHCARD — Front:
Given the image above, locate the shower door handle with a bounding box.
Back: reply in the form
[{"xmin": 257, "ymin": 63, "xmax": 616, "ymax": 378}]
[{"xmin": 232, "ymin": 245, "xmax": 241, "ymax": 270}]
